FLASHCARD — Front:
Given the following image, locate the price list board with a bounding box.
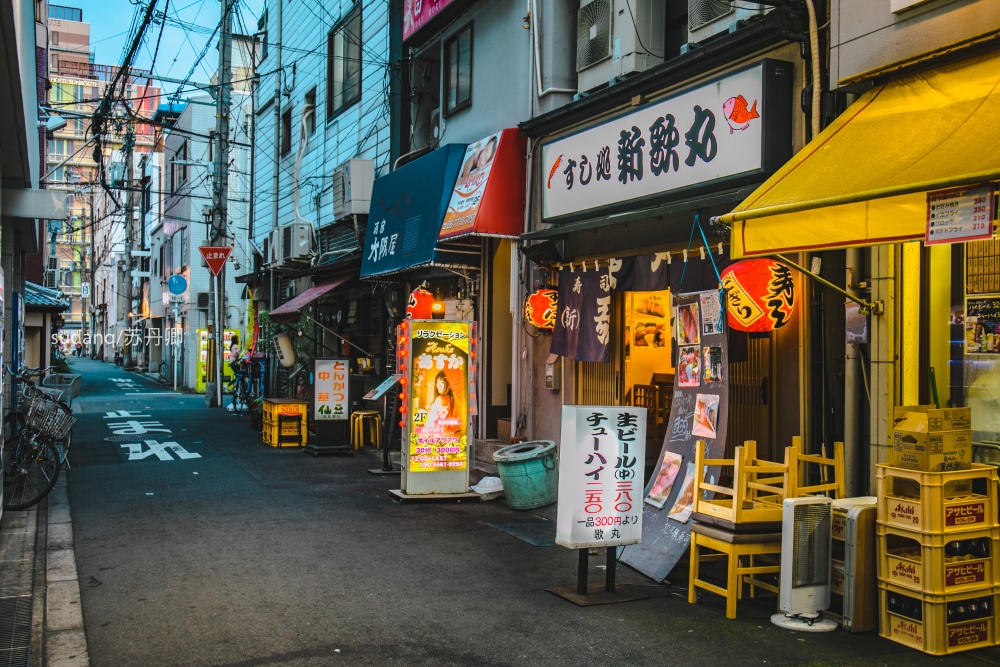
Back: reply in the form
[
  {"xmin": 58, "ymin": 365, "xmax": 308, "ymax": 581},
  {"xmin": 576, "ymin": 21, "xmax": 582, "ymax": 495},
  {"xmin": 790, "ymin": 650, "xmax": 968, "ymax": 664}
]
[{"xmin": 926, "ymin": 184, "xmax": 996, "ymax": 246}]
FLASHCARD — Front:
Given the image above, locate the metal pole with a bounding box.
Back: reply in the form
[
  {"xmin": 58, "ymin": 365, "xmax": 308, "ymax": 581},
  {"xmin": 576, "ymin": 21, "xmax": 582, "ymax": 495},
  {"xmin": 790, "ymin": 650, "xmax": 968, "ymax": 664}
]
[
  {"xmin": 123, "ymin": 139, "xmax": 134, "ymax": 368},
  {"xmin": 843, "ymin": 247, "xmax": 860, "ymax": 496},
  {"xmin": 605, "ymin": 547, "xmax": 616, "ymax": 593},
  {"xmin": 214, "ymin": 272, "xmax": 222, "ymax": 407},
  {"xmin": 576, "ymin": 549, "xmax": 588, "ymax": 596}
]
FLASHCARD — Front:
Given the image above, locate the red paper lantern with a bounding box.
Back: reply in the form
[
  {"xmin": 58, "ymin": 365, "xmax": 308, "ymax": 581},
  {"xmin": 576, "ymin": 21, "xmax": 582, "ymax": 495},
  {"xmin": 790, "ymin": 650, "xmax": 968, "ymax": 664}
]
[
  {"xmin": 720, "ymin": 259, "xmax": 795, "ymax": 332},
  {"xmin": 406, "ymin": 286, "xmax": 434, "ymax": 319},
  {"xmin": 524, "ymin": 288, "xmax": 558, "ymax": 331}
]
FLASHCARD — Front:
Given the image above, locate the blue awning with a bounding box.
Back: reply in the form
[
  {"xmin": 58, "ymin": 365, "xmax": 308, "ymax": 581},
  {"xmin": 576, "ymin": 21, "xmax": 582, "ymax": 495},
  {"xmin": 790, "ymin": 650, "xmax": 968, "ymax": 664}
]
[{"xmin": 360, "ymin": 144, "xmax": 480, "ymax": 278}]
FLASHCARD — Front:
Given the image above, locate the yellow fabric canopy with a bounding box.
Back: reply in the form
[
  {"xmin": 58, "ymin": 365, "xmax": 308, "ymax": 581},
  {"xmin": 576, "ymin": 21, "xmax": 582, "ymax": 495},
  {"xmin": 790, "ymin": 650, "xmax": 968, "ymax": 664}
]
[{"xmin": 719, "ymin": 49, "xmax": 1000, "ymax": 258}]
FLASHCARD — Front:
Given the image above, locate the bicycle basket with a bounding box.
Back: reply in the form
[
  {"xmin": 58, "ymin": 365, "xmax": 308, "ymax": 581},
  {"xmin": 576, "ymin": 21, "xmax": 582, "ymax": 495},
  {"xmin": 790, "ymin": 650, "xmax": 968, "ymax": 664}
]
[{"xmin": 24, "ymin": 397, "xmax": 76, "ymax": 441}]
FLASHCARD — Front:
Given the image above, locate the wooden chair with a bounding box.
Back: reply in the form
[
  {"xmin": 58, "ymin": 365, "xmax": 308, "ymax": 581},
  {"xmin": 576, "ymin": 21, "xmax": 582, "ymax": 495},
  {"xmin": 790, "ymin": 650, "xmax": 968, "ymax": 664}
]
[
  {"xmin": 631, "ymin": 384, "xmax": 659, "ymax": 437},
  {"xmin": 688, "ymin": 440, "xmax": 785, "ymax": 619},
  {"xmin": 785, "ymin": 437, "xmax": 845, "ymax": 499}
]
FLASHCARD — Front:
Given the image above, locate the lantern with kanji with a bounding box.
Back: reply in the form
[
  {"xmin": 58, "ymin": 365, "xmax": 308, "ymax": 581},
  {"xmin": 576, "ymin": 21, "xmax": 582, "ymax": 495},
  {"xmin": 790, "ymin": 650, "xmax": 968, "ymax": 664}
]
[
  {"xmin": 406, "ymin": 286, "xmax": 434, "ymax": 319},
  {"xmin": 720, "ymin": 259, "xmax": 795, "ymax": 332},
  {"xmin": 524, "ymin": 288, "xmax": 558, "ymax": 331}
]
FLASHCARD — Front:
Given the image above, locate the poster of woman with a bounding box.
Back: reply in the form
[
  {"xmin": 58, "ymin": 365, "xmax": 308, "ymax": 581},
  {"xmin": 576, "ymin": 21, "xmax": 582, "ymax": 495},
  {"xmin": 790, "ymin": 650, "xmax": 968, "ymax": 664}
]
[
  {"xmin": 409, "ymin": 322, "xmax": 470, "ymax": 472},
  {"xmin": 677, "ymin": 346, "xmax": 701, "ymax": 387}
]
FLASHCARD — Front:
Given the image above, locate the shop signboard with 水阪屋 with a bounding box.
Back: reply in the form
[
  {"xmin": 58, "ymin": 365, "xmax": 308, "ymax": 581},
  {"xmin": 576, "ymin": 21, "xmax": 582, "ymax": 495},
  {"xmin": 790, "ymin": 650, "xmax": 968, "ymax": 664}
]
[
  {"xmin": 407, "ymin": 320, "xmax": 473, "ymax": 473},
  {"xmin": 620, "ymin": 289, "xmax": 732, "ymax": 582},
  {"xmin": 540, "ymin": 59, "xmax": 792, "ymax": 221},
  {"xmin": 556, "ymin": 406, "xmax": 647, "ymax": 549},
  {"xmin": 314, "ymin": 359, "xmax": 349, "ymax": 420}
]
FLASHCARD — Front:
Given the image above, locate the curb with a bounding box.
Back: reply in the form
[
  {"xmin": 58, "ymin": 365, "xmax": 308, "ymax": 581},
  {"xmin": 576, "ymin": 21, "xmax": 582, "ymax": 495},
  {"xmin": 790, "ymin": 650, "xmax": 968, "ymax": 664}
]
[{"xmin": 44, "ymin": 477, "xmax": 89, "ymax": 667}]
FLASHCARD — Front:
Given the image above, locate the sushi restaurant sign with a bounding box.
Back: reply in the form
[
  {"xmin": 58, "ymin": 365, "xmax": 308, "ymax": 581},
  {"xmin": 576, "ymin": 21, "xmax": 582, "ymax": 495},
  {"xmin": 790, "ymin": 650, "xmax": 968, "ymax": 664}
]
[{"xmin": 540, "ymin": 59, "xmax": 792, "ymax": 221}]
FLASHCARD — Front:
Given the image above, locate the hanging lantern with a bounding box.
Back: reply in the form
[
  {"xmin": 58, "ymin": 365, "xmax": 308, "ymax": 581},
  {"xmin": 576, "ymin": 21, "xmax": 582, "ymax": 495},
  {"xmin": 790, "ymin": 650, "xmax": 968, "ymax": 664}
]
[
  {"xmin": 406, "ymin": 286, "xmax": 434, "ymax": 319},
  {"xmin": 524, "ymin": 288, "xmax": 558, "ymax": 331},
  {"xmin": 720, "ymin": 259, "xmax": 795, "ymax": 332}
]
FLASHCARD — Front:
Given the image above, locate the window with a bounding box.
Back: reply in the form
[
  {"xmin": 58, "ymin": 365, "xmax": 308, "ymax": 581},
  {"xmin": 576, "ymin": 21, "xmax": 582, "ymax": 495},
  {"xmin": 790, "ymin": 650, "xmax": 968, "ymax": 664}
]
[
  {"xmin": 444, "ymin": 25, "xmax": 472, "ymax": 116},
  {"xmin": 305, "ymin": 88, "xmax": 317, "ymax": 135},
  {"xmin": 326, "ymin": 3, "xmax": 362, "ymax": 119},
  {"xmin": 172, "ymin": 228, "xmax": 187, "ymax": 270},
  {"xmin": 51, "ymin": 31, "xmax": 59, "ymax": 45},
  {"xmin": 171, "ymin": 142, "xmax": 188, "ymax": 193},
  {"xmin": 281, "ymin": 108, "xmax": 292, "ymax": 156}
]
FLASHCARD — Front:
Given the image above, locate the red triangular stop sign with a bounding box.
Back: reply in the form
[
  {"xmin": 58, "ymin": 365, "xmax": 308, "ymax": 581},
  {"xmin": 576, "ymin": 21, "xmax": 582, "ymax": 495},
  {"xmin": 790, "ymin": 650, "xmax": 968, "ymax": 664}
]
[{"xmin": 199, "ymin": 246, "xmax": 233, "ymax": 276}]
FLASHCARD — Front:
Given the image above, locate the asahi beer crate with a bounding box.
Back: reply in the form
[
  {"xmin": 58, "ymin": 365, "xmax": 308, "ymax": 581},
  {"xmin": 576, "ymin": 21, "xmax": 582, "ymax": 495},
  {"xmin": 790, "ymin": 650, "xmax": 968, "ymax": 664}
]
[
  {"xmin": 877, "ymin": 464, "xmax": 998, "ymax": 534},
  {"xmin": 879, "ymin": 582, "xmax": 996, "ymax": 655},
  {"xmin": 262, "ymin": 399, "xmax": 309, "ymax": 422},
  {"xmin": 263, "ymin": 417, "xmax": 307, "ymax": 447},
  {"xmin": 878, "ymin": 524, "xmax": 998, "ymax": 594}
]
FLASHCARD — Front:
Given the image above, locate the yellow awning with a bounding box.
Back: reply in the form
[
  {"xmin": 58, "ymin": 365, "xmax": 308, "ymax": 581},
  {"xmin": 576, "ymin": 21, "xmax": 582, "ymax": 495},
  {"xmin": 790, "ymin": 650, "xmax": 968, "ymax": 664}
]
[{"xmin": 719, "ymin": 49, "xmax": 1000, "ymax": 258}]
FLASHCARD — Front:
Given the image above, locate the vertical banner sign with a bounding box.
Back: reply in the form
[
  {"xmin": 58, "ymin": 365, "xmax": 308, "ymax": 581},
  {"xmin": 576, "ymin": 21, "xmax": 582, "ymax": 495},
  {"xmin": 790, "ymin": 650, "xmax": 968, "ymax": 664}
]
[
  {"xmin": 556, "ymin": 405, "xmax": 647, "ymax": 549},
  {"xmin": 408, "ymin": 320, "xmax": 471, "ymax": 472},
  {"xmin": 314, "ymin": 359, "xmax": 349, "ymax": 420},
  {"xmin": 620, "ymin": 289, "xmax": 731, "ymax": 581}
]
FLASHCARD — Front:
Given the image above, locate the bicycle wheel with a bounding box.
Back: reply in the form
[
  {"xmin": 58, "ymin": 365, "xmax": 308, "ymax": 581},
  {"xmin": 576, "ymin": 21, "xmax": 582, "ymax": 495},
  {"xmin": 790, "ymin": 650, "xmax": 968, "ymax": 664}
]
[
  {"xmin": 54, "ymin": 428, "xmax": 72, "ymax": 466},
  {"xmin": 231, "ymin": 376, "xmax": 247, "ymax": 416},
  {"xmin": 3, "ymin": 437, "xmax": 60, "ymax": 510}
]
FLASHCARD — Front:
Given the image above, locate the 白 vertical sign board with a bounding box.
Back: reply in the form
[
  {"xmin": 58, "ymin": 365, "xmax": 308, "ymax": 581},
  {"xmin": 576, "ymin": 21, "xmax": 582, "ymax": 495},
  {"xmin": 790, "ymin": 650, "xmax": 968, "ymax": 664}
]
[
  {"xmin": 314, "ymin": 358, "xmax": 349, "ymax": 420},
  {"xmin": 620, "ymin": 289, "xmax": 731, "ymax": 581},
  {"xmin": 556, "ymin": 405, "xmax": 647, "ymax": 549},
  {"xmin": 407, "ymin": 320, "xmax": 472, "ymax": 472}
]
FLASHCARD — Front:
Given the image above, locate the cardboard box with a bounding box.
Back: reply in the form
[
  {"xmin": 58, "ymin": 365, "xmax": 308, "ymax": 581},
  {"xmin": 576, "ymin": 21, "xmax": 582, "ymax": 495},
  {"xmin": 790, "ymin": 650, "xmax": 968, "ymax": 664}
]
[{"xmin": 893, "ymin": 406, "xmax": 973, "ymax": 472}]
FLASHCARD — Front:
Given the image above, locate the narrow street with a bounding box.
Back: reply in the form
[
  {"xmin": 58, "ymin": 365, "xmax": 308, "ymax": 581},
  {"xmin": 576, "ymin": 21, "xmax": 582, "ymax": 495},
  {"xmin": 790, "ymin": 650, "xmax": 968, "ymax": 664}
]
[{"xmin": 1, "ymin": 359, "xmax": 984, "ymax": 666}]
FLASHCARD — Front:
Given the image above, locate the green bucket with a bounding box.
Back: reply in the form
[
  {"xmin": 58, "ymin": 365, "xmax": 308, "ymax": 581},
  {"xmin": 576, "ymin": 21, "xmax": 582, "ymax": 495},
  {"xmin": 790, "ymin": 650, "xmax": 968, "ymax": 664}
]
[{"xmin": 492, "ymin": 440, "xmax": 558, "ymax": 510}]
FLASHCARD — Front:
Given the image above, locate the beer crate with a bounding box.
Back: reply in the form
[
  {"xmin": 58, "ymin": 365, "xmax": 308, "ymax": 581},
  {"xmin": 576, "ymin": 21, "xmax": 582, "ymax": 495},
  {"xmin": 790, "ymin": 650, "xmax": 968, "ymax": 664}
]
[
  {"xmin": 263, "ymin": 416, "xmax": 307, "ymax": 447},
  {"xmin": 877, "ymin": 524, "xmax": 998, "ymax": 594},
  {"xmin": 262, "ymin": 399, "xmax": 309, "ymax": 422},
  {"xmin": 876, "ymin": 464, "xmax": 998, "ymax": 534},
  {"xmin": 879, "ymin": 582, "xmax": 996, "ymax": 655}
]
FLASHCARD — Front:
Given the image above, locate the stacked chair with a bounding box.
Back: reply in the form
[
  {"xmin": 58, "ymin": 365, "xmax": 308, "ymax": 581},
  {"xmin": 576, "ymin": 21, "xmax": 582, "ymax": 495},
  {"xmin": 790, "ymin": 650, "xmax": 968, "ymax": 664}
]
[{"xmin": 688, "ymin": 437, "xmax": 844, "ymax": 619}]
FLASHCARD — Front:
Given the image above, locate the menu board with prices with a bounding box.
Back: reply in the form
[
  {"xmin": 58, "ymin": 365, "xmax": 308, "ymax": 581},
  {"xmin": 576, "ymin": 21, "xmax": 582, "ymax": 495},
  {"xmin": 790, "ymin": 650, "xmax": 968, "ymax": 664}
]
[{"xmin": 926, "ymin": 184, "xmax": 996, "ymax": 245}]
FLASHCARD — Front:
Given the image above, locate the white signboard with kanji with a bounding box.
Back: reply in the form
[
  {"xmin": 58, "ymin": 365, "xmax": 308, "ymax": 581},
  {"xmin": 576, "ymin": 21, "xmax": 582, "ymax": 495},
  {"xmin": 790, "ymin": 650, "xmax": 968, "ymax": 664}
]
[
  {"xmin": 314, "ymin": 358, "xmax": 349, "ymax": 420},
  {"xmin": 556, "ymin": 405, "xmax": 646, "ymax": 549}
]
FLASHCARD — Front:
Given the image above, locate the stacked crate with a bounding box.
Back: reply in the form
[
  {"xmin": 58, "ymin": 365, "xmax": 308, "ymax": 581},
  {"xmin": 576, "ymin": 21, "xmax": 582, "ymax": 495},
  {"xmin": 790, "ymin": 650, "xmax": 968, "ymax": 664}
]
[
  {"xmin": 877, "ymin": 463, "xmax": 999, "ymax": 655},
  {"xmin": 262, "ymin": 399, "xmax": 308, "ymax": 447}
]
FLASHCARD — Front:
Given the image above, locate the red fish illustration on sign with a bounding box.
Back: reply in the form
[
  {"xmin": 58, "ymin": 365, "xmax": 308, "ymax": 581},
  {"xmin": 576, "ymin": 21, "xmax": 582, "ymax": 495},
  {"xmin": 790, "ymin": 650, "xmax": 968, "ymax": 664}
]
[{"xmin": 722, "ymin": 95, "xmax": 760, "ymax": 133}]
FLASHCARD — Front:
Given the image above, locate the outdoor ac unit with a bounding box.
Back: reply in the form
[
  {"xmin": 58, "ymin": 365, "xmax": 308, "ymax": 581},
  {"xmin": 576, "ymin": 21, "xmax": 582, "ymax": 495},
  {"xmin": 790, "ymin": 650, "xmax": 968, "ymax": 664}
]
[
  {"xmin": 687, "ymin": 0, "xmax": 766, "ymax": 44},
  {"xmin": 196, "ymin": 292, "xmax": 210, "ymax": 309},
  {"xmin": 779, "ymin": 496, "xmax": 832, "ymax": 616},
  {"xmin": 332, "ymin": 158, "xmax": 374, "ymax": 220},
  {"xmin": 280, "ymin": 223, "xmax": 312, "ymax": 262},
  {"xmin": 577, "ymin": 0, "xmax": 664, "ymax": 93}
]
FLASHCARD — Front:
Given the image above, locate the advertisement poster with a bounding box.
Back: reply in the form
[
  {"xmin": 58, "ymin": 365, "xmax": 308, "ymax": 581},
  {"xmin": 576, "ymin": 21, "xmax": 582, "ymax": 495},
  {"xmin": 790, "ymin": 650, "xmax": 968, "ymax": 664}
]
[
  {"xmin": 440, "ymin": 132, "xmax": 501, "ymax": 238},
  {"xmin": 409, "ymin": 321, "xmax": 470, "ymax": 472},
  {"xmin": 314, "ymin": 359, "xmax": 349, "ymax": 420},
  {"xmin": 556, "ymin": 405, "xmax": 646, "ymax": 549},
  {"xmin": 621, "ymin": 290, "xmax": 731, "ymax": 582},
  {"xmin": 402, "ymin": 0, "xmax": 456, "ymax": 41},
  {"xmin": 966, "ymin": 296, "xmax": 1000, "ymax": 354},
  {"xmin": 700, "ymin": 290, "xmax": 725, "ymax": 336}
]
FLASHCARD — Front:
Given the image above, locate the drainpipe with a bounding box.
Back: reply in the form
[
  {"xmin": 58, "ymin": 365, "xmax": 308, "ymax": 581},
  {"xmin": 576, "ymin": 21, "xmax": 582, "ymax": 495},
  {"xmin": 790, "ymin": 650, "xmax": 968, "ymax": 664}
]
[
  {"xmin": 844, "ymin": 247, "xmax": 860, "ymax": 496},
  {"xmin": 530, "ymin": 0, "xmax": 575, "ymax": 98}
]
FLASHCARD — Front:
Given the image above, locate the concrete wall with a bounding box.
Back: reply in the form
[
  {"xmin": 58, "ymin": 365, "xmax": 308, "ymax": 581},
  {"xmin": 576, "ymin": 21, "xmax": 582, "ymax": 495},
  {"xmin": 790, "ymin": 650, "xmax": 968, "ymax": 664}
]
[{"xmin": 830, "ymin": 0, "xmax": 1000, "ymax": 87}]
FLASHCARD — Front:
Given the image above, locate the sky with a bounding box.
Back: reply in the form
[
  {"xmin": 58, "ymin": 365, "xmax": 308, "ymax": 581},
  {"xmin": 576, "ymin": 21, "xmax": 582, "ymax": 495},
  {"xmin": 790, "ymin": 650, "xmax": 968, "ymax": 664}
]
[{"xmin": 67, "ymin": 0, "xmax": 265, "ymax": 96}]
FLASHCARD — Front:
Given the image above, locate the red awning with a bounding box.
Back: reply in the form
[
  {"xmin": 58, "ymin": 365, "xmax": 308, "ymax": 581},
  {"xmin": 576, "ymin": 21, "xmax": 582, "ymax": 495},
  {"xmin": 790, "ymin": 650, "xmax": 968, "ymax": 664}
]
[
  {"xmin": 268, "ymin": 274, "xmax": 351, "ymax": 323},
  {"xmin": 438, "ymin": 128, "xmax": 527, "ymax": 240}
]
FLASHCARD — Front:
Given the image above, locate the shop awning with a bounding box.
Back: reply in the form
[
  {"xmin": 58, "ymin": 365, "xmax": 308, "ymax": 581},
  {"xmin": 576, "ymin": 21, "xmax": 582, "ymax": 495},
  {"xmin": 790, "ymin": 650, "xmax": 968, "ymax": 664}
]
[
  {"xmin": 361, "ymin": 144, "xmax": 481, "ymax": 278},
  {"xmin": 438, "ymin": 128, "xmax": 527, "ymax": 240},
  {"xmin": 268, "ymin": 273, "xmax": 351, "ymax": 323},
  {"xmin": 717, "ymin": 49, "xmax": 1000, "ymax": 258}
]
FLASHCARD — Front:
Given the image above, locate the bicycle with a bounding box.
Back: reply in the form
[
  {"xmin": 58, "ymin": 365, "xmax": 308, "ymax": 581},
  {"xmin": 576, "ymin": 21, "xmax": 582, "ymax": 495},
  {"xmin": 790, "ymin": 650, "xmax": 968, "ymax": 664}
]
[
  {"xmin": 5, "ymin": 366, "xmax": 75, "ymax": 468},
  {"xmin": 158, "ymin": 360, "xmax": 169, "ymax": 383},
  {"xmin": 227, "ymin": 360, "xmax": 251, "ymax": 416},
  {"xmin": 2, "ymin": 366, "xmax": 76, "ymax": 510}
]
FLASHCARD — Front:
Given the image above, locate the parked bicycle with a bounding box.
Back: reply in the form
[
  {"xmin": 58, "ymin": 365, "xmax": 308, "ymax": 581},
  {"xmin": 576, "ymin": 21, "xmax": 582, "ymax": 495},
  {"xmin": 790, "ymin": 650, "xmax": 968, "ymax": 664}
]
[
  {"xmin": 226, "ymin": 358, "xmax": 251, "ymax": 416},
  {"xmin": 2, "ymin": 365, "xmax": 76, "ymax": 510}
]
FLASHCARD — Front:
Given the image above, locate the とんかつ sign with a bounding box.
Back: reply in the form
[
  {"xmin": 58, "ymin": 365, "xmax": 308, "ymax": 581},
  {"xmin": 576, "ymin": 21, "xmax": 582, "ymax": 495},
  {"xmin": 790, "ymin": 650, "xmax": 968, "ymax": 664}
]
[
  {"xmin": 314, "ymin": 359, "xmax": 349, "ymax": 420},
  {"xmin": 407, "ymin": 321, "xmax": 472, "ymax": 472},
  {"xmin": 556, "ymin": 405, "xmax": 646, "ymax": 549}
]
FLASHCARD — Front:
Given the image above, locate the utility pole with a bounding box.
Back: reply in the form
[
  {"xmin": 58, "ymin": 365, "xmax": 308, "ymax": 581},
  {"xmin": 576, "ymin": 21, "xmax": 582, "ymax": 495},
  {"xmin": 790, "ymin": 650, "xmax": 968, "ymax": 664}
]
[
  {"xmin": 122, "ymin": 130, "xmax": 135, "ymax": 369},
  {"xmin": 207, "ymin": 0, "xmax": 233, "ymax": 408}
]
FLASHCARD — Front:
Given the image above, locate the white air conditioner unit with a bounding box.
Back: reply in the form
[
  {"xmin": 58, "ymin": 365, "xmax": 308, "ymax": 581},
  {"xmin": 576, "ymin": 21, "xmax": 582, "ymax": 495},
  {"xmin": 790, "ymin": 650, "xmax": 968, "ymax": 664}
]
[
  {"xmin": 332, "ymin": 158, "xmax": 374, "ymax": 220},
  {"xmin": 280, "ymin": 223, "xmax": 312, "ymax": 262},
  {"xmin": 267, "ymin": 227, "xmax": 283, "ymax": 267},
  {"xmin": 773, "ymin": 496, "xmax": 838, "ymax": 631},
  {"xmin": 687, "ymin": 0, "xmax": 766, "ymax": 44},
  {"xmin": 577, "ymin": 0, "xmax": 664, "ymax": 94}
]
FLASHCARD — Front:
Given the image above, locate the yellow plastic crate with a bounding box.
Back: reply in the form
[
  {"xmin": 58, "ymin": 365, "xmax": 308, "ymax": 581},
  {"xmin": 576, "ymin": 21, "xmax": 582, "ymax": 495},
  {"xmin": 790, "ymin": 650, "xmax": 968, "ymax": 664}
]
[
  {"xmin": 263, "ymin": 417, "xmax": 307, "ymax": 447},
  {"xmin": 878, "ymin": 524, "xmax": 997, "ymax": 594},
  {"xmin": 877, "ymin": 464, "xmax": 998, "ymax": 534},
  {"xmin": 264, "ymin": 416, "xmax": 306, "ymax": 435},
  {"xmin": 879, "ymin": 582, "xmax": 996, "ymax": 655},
  {"xmin": 262, "ymin": 399, "xmax": 309, "ymax": 422}
]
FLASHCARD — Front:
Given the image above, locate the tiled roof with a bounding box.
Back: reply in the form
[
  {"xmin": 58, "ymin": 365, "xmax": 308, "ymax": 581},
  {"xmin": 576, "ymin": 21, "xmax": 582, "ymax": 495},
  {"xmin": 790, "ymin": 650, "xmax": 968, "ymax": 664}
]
[{"xmin": 24, "ymin": 282, "xmax": 71, "ymax": 311}]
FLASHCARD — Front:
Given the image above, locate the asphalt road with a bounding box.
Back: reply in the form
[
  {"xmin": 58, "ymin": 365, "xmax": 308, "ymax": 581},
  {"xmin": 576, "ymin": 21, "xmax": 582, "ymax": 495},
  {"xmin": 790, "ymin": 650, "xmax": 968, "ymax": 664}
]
[{"xmin": 64, "ymin": 358, "xmax": 997, "ymax": 667}]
